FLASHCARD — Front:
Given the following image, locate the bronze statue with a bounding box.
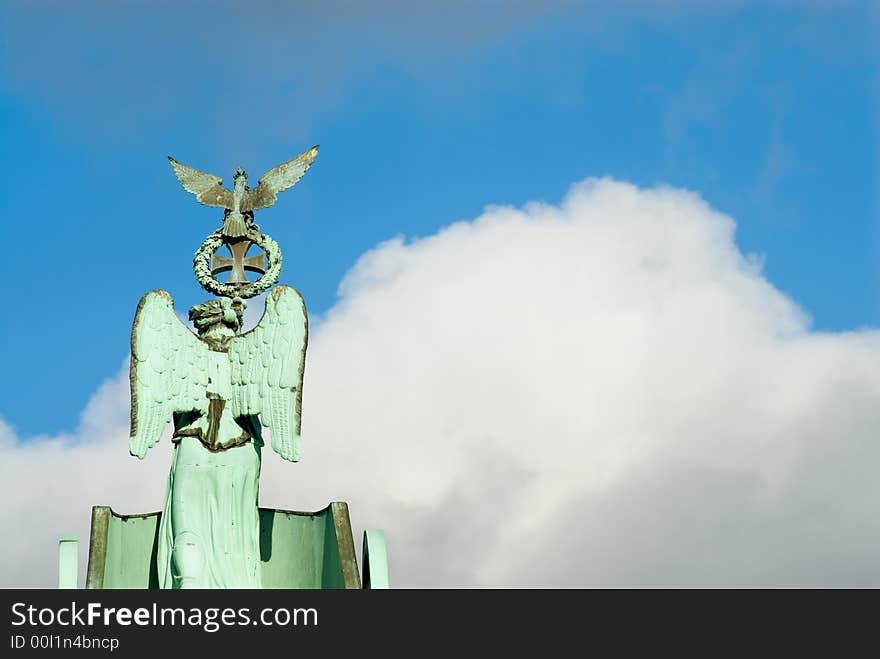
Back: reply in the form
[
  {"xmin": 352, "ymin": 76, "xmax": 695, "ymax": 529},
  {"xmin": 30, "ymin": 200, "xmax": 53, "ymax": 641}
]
[
  {"xmin": 168, "ymin": 145, "xmax": 319, "ymax": 237},
  {"xmin": 125, "ymin": 147, "xmax": 316, "ymax": 587}
]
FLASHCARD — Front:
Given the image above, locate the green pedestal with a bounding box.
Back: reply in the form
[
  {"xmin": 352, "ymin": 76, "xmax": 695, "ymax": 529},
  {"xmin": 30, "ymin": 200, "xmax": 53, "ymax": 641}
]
[{"xmin": 83, "ymin": 503, "xmax": 364, "ymax": 589}]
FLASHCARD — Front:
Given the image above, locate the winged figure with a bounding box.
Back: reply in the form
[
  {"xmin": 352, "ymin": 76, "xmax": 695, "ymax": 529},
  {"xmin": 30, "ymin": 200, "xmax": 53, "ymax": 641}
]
[
  {"xmin": 168, "ymin": 145, "xmax": 319, "ymax": 238},
  {"xmin": 129, "ymin": 286, "xmax": 307, "ymax": 587},
  {"xmin": 129, "ymin": 286, "xmax": 308, "ymax": 462}
]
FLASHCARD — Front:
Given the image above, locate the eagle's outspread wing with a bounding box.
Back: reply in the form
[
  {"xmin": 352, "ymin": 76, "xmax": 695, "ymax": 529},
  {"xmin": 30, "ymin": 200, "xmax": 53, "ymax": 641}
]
[
  {"xmin": 240, "ymin": 145, "xmax": 319, "ymax": 212},
  {"xmin": 167, "ymin": 156, "xmax": 234, "ymax": 209},
  {"xmin": 228, "ymin": 286, "xmax": 308, "ymax": 461},
  {"xmin": 130, "ymin": 290, "xmax": 211, "ymax": 459}
]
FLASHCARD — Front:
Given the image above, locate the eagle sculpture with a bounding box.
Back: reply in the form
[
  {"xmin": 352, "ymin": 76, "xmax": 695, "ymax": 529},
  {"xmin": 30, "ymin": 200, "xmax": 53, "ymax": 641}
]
[{"xmin": 168, "ymin": 145, "xmax": 319, "ymax": 238}]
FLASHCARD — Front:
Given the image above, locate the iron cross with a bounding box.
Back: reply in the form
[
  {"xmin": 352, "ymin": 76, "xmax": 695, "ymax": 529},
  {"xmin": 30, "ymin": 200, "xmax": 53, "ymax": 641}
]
[{"xmin": 211, "ymin": 240, "xmax": 267, "ymax": 284}]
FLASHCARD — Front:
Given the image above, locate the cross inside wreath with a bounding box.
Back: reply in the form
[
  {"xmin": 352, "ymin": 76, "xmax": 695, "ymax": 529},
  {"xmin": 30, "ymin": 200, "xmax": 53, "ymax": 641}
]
[{"xmin": 210, "ymin": 239, "xmax": 267, "ymax": 284}]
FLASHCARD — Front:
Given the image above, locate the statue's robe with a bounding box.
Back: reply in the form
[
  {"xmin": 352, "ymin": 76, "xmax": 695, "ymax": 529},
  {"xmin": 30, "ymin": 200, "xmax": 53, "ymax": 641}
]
[{"xmin": 157, "ymin": 409, "xmax": 264, "ymax": 589}]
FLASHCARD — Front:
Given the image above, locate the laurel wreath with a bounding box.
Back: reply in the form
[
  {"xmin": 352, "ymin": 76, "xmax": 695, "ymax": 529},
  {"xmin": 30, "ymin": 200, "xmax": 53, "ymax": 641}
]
[{"xmin": 193, "ymin": 229, "xmax": 282, "ymax": 299}]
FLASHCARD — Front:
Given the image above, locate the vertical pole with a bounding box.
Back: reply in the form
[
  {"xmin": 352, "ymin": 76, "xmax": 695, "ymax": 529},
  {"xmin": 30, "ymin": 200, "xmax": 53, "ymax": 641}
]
[
  {"xmin": 330, "ymin": 502, "xmax": 362, "ymax": 589},
  {"xmin": 362, "ymin": 529, "xmax": 389, "ymax": 589},
  {"xmin": 58, "ymin": 535, "xmax": 78, "ymax": 589}
]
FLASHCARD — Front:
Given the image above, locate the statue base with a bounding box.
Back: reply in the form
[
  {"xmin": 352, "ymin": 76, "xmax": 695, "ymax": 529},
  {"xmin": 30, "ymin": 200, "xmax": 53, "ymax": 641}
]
[{"xmin": 56, "ymin": 503, "xmax": 388, "ymax": 589}]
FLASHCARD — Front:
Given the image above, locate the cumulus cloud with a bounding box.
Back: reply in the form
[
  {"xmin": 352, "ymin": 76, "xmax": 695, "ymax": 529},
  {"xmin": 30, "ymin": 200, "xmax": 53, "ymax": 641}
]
[{"xmin": 3, "ymin": 177, "xmax": 880, "ymax": 587}]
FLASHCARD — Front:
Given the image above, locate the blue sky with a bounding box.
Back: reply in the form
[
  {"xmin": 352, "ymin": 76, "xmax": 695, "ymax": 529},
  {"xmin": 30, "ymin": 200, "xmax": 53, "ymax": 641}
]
[{"xmin": 1, "ymin": 0, "xmax": 877, "ymax": 438}]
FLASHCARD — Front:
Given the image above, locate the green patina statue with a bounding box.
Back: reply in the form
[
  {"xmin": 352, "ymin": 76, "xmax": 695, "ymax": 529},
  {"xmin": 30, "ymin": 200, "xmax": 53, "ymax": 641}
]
[
  {"xmin": 127, "ymin": 148, "xmax": 314, "ymax": 588},
  {"xmin": 130, "ymin": 287, "xmax": 307, "ymax": 588},
  {"xmin": 58, "ymin": 147, "xmax": 388, "ymax": 590}
]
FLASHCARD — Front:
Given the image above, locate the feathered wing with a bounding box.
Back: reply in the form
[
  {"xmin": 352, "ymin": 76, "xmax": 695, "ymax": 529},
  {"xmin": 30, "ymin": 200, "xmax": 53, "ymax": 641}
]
[
  {"xmin": 240, "ymin": 145, "xmax": 319, "ymax": 212},
  {"xmin": 130, "ymin": 290, "xmax": 211, "ymax": 458},
  {"xmin": 167, "ymin": 156, "xmax": 234, "ymax": 208},
  {"xmin": 228, "ymin": 286, "xmax": 308, "ymax": 461}
]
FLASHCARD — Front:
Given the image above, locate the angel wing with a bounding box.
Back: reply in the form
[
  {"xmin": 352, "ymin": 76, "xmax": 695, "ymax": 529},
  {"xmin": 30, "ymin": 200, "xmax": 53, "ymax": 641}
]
[
  {"xmin": 167, "ymin": 156, "xmax": 234, "ymax": 209},
  {"xmin": 240, "ymin": 145, "xmax": 319, "ymax": 212},
  {"xmin": 228, "ymin": 286, "xmax": 308, "ymax": 461},
  {"xmin": 130, "ymin": 290, "xmax": 211, "ymax": 459}
]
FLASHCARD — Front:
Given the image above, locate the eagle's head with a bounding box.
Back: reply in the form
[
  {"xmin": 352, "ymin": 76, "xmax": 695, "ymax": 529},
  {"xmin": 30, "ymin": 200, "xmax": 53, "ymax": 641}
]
[{"xmin": 232, "ymin": 167, "xmax": 248, "ymax": 194}]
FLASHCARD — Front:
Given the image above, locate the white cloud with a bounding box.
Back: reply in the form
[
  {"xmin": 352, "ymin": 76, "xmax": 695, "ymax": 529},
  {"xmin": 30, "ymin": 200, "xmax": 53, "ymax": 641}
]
[
  {"xmin": 0, "ymin": 361, "xmax": 174, "ymax": 587},
  {"xmin": 3, "ymin": 177, "xmax": 880, "ymax": 587}
]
